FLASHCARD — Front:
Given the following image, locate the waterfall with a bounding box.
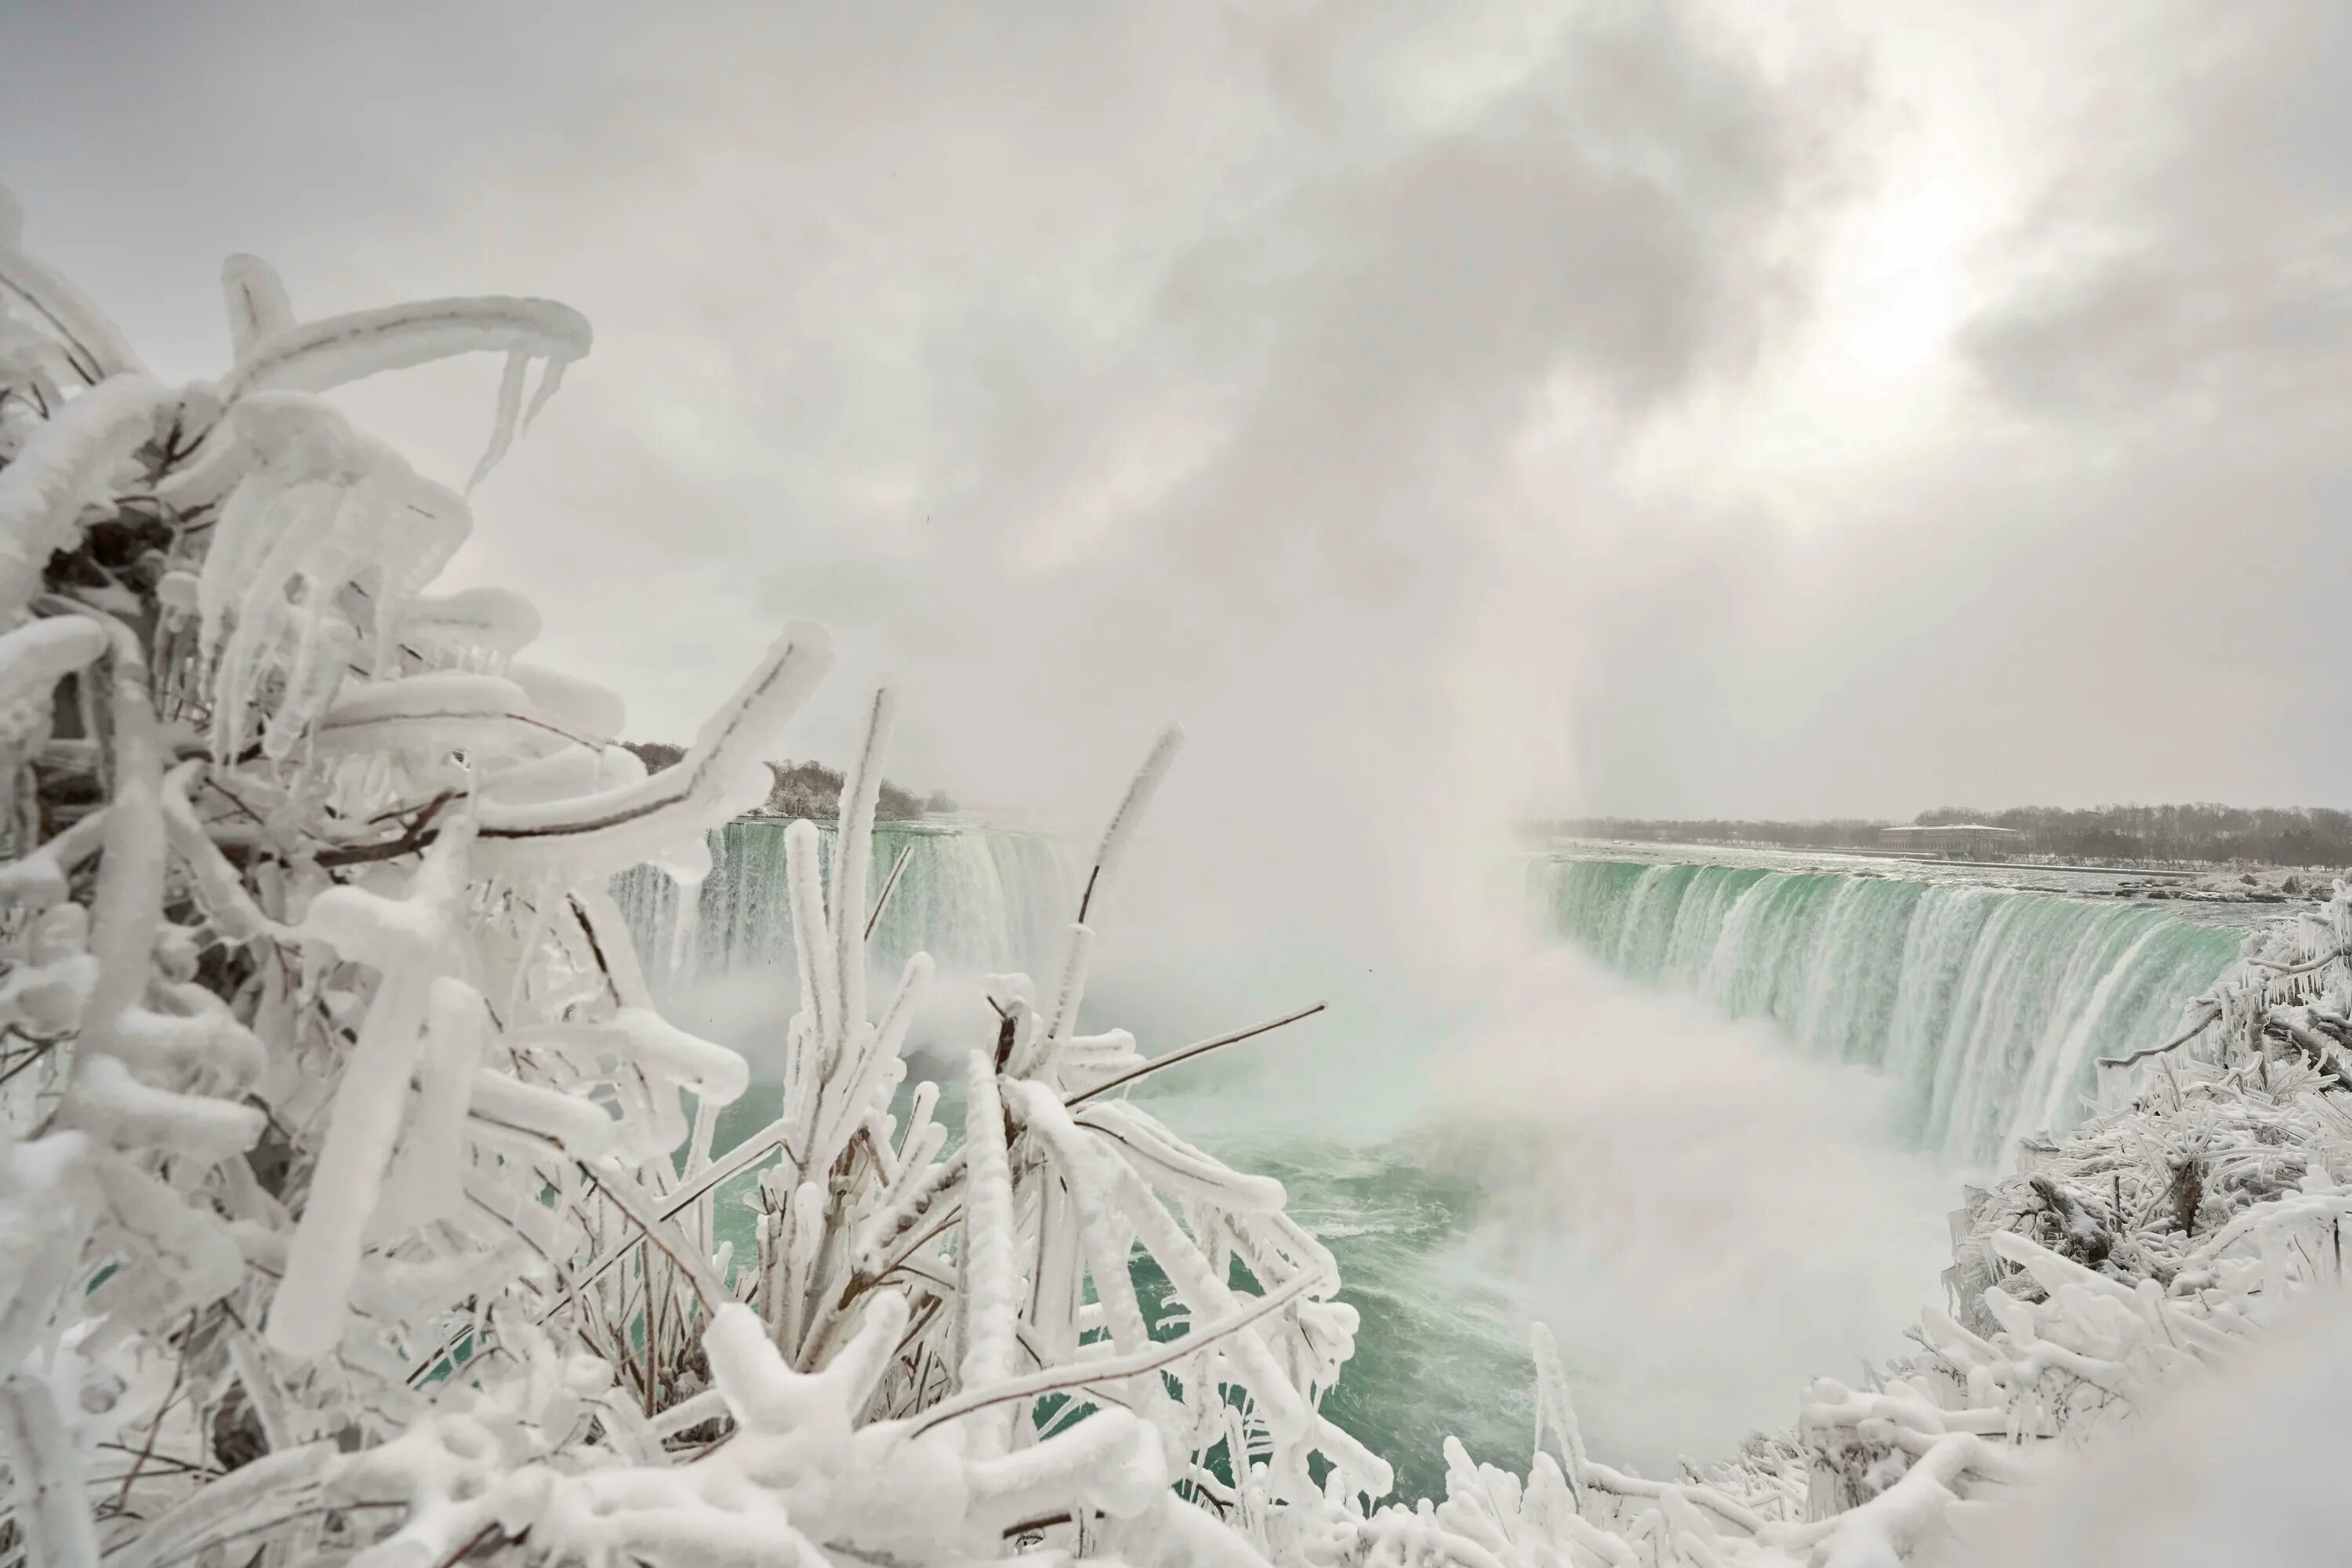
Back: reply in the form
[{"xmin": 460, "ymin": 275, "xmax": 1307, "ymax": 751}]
[
  {"xmin": 613, "ymin": 821, "xmax": 1080, "ymax": 993},
  {"xmin": 1539, "ymin": 859, "xmax": 2245, "ymax": 1163}
]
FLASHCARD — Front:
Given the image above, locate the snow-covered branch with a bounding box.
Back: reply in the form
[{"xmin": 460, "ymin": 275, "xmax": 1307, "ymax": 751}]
[{"xmin": 0, "ymin": 195, "xmax": 1382, "ymax": 1566}]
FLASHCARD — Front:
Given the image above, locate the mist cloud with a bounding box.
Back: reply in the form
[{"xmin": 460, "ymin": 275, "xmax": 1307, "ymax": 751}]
[{"xmin": 7, "ymin": 0, "xmax": 2349, "ymax": 858}]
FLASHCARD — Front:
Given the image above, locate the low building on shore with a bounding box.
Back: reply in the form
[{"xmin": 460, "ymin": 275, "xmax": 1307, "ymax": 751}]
[{"xmin": 1880, "ymin": 823, "xmax": 2027, "ymax": 858}]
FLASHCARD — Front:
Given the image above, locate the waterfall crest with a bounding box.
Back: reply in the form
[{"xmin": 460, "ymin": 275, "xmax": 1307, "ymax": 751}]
[{"xmin": 1540, "ymin": 858, "xmax": 2244, "ymax": 1162}]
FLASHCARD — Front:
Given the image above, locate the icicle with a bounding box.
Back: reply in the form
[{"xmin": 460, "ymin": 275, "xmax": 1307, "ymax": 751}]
[
  {"xmin": 776, "ymin": 1179, "xmax": 826, "ymax": 1352},
  {"xmin": 1018, "ymin": 922, "xmax": 1093, "ymax": 1080},
  {"xmin": 394, "ymin": 585, "xmax": 541, "ymax": 671},
  {"xmin": 521, "ymin": 349, "xmax": 571, "ymax": 430},
  {"xmin": 158, "ymin": 764, "xmax": 278, "ymax": 944},
  {"xmin": 220, "ymin": 293, "xmax": 589, "ymax": 404},
  {"xmin": 468, "ymin": 347, "xmax": 532, "ymax": 491},
  {"xmin": 0, "ymin": 615, "xmax": 103, "ymax": 806}
]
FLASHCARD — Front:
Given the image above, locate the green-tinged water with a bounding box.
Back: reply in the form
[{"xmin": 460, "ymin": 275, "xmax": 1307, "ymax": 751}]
[
  {"xmin": 691, "ymin": 1087, "xmax": 1522, "ymax": 1506},
  {"xmin": 613, "ymin": 819, "xmax": 1077, "ymax": 985},
  {"xmin": 1222, "ymin": 1139, "xmax": 1528, "ymax": 1502},
  {"xmin": 622, "ymin": 830, "xmax": 2249, "ymax": 1504},
  {"xmin": 1539, "ymin": 858, "xmax": 2245, "ymax": 1162}
]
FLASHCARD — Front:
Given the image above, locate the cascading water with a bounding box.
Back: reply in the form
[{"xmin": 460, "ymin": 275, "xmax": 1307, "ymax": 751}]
[
  {"xmin": 612, "ymin": 819, "xmax": 1078, "ymax": 993},
  {"xmin": 615, "ymin": 826, "xmax": 2214, "ymax": 1494},
  {"xmin": 1539, "ymin": 858, "xmax": 2246, "ymax": 1163},
  {"xmin": 608, "ymin": 826, "xmax": 2062, "ymax": 1497}
]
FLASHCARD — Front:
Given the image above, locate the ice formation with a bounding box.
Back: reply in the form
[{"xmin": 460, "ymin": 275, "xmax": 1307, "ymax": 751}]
[
  {"xmin": 3, "ymin": 193, "xmax": 2350, "ymax": 1566},
  {"xmin": 0, "ymin": 198, "xmax": 1389, "ymax": 1566}
]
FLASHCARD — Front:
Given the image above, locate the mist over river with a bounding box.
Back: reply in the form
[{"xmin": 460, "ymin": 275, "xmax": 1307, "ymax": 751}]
[{"xmin": 617, "ymin": 825, "xmax": 2250, "ymax": 1501}]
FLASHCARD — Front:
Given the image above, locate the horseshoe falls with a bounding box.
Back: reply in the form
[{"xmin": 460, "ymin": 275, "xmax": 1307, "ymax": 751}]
[
  {"xmin": 611, "ymin": 826, "xmax": 2248, "ymax": 1499},
  {"xmin": 1537, "ymin": 858, "xmax": 2247, "ymax": 1163}
]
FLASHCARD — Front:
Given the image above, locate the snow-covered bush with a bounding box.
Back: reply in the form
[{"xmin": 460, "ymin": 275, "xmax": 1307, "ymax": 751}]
[{"xmin": 0, "ymin": 194, "xmax": 1404, "ymax": 1566}]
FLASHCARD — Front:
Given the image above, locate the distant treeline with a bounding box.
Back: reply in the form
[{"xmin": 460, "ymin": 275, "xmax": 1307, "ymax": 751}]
[
  {"xmin": 1915, "ymin": 804, "xmax": 2352, "ymax": 866},
  {"xmin": 1539, "ymin": 818, "xmax": 1890, "ymax": 851},
  {"xmin": 1542, "ymin": 805, "xmax": 2352, "ymax": 867},
  {"xmin": 622, "ymin": 743, "xmax": 953, "ymax": 822}
]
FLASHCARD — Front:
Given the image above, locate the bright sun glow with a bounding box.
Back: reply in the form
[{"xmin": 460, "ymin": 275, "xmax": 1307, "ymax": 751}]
[{"xmin": 1836, "ymin": 182, "xmax": 1980, "ymax": 374}]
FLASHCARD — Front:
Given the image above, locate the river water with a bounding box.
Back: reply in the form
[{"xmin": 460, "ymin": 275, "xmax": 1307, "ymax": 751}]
[{"xmin": 615, "ymin": 826, "xmax": 2263, "ymax": 1501}]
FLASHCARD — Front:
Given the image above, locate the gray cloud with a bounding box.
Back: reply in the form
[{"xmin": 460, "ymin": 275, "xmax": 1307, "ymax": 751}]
[
  {"xmin": 7, "ymin": 0, "xmax": 2350, "ymax": 889},
  {"xmin": 1963, "ymin": 5, "xmax": 2352, "ymax": 425}
]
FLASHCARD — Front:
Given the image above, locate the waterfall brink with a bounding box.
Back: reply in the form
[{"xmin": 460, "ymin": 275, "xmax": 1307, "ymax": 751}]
[
  {"xmin": 1540, "ymin": 859, "xmax": 2245, "ymax": 1163},
  {"xmin": 614, "ymin": 821, "xmax": 1079, "ymax": 991}
]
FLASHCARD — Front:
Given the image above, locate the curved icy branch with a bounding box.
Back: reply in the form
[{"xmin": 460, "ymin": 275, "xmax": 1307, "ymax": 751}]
[
  {"xmin": 472, "ymin": 624, "xmax": 833, "ymax": 877},
  {"xmin": 220, "ymin": 295, "xmax": 590, "ymax": 401}
]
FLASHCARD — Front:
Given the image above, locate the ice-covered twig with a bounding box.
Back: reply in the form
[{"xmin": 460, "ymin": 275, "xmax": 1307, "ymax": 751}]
[
  {"xmin": 0, "ymin": 199, "xmax": 144, "ymax": 383},
  {"xmin": 0, "ymin": 376, "xmax": 174, "ymax": 620},
  {"xmin": 1076, "ymin": 723, "xmax": 1181, "ymax": 924},
  {"xmin": 0, "ymin": 1375, "xmax": 101, "ymax": 1568},
  {"xmin": 909, "ymin": 1269, "xmax": 1323, "ymax": 1441},
  {"xmin": 1066, "ymin": 1001, "xmax": 1327, "ymax": 1105},
  {"xmin": 2098, "ymin": 999, "xmax": 2220, "ymax": 1068},
  {"xmin": 866, "ymin": 840, "xmax": 916, "ymax": 941}
]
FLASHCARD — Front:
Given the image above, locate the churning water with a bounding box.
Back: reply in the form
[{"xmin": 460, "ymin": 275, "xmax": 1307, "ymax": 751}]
[{"xmin": 619, "ymin": 829, "xmax": 2252, "ymax": 1501}]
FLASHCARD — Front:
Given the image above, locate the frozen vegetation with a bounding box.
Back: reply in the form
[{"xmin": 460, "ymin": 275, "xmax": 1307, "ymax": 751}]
[{"xmin": 3, "ymin": 198, "xmax": 2351, "ymax": 1565}]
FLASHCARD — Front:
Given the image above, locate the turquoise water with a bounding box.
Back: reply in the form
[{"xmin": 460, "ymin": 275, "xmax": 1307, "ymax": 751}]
[
  {"xmin": 691, "ymin": 1083, "xmax": 1522, "ymax": 1504},
  {"xmin": 623, "ymin": 832, "xmax": 2245, "ymax": 1501},
  {"xmin": 1538, "ymin": 858, "xmax": 2244, "ymax": 1163},
  {"xmin": 613, "ymin": 818, "xmax": 1077, "ymax": 986},
  {"xmin": 1170, "ymin": 1132, "xmax": 1530, "ymax": 1502}
]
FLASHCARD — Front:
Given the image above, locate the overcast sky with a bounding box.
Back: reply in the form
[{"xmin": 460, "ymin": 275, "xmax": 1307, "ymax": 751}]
[{"xmin": 8, "ymin": 0, "xmax": 2351, "ymax": 846}]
